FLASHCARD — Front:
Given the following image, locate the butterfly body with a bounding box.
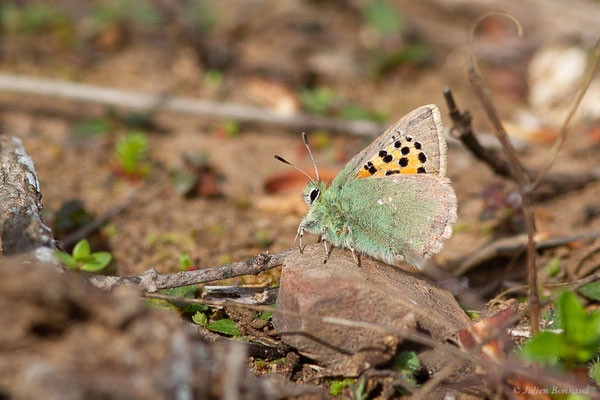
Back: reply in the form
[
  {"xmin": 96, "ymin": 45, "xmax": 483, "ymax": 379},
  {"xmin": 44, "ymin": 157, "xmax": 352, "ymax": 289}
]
[{"xmin": 292, "ymin": 105, "xmax": 457, "ymax": 269}]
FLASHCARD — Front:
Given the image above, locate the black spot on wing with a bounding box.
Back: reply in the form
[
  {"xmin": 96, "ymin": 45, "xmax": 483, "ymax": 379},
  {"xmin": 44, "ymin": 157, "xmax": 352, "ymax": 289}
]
[
  {"xmin": 385, "ymin": 170, "xmax": 400, "ymax": 176},
  {"xmin": 417, "ymin": 167, "xmax": 427, "ymax": 174},
  {"xmin": 401, "ymin": 147, "xmax": 410, "ymax": 155},
  {"xmin": 398, "ymin": 157, "xmax": 409, "ymax": 167},
  {"xmin": 418, "ymin": 152, "xmax": 427, "ymax": 163}
]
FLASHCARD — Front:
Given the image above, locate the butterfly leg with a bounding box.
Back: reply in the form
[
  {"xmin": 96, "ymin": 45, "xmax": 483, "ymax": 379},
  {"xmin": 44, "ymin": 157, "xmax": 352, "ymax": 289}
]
[
  {"xmin": 321, "ymin": 227, "xmax": 330, "ymax": 264},
  {"xmin": 347, "ymin": 226, "xmax": 361, "ymax": 266},
  {"xmin": 294, "ymin": 225, "xmax": 304, "ymax": 253}
]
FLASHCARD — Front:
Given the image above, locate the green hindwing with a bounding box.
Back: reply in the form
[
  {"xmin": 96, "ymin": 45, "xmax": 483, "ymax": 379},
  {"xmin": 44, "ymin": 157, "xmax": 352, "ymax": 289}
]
[{"xmin": 334, "ymin": 175, "xmax": 455, "ymax": 267}]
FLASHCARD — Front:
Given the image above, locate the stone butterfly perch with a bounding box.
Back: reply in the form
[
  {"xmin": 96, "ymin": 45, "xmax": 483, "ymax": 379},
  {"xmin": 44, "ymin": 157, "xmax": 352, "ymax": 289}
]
[{"xmin": 276, "ymin": 105, "xmax": 457, "ymax": 268}]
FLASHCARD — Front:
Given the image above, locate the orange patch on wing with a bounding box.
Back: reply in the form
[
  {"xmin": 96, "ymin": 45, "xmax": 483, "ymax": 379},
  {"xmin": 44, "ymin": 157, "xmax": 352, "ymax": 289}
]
[{"xmin": 356, "ymin": 146, "xmax": 435, "ymax": 179}]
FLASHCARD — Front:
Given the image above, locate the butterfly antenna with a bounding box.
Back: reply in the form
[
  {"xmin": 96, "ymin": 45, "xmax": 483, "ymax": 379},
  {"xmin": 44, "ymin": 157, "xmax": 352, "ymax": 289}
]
[
  {"xmin": 274, "ymin": 155, "xmax": 316, "ymax": 184},
  {"xmin": 302, "ymin": 132, "xmax": 320, "ymax": 181}
]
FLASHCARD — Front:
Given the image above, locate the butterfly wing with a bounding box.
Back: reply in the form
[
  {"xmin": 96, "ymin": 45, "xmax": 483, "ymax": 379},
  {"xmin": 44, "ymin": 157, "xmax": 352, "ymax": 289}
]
[
  {"xmin": 331, "ymin": 104, "xmax": 448, "ymax": 191},
  {"xmin": 328, "ymin": 104, "xmax": 456, "ymax": 267},
  {"xmin": 338, "ymin": 175, "xmax": 456, "ymax": 267}
]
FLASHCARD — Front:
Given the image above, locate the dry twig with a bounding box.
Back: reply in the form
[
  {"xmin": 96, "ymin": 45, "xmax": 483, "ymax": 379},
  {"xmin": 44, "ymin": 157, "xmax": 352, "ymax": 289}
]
[
  {"xmin": 85, "ymin": 250, "xmax": 291, "ymax": 292},
  {"xmin": 468, "ymin": 63, "xmax": 541, "ymax": 334},
  {"xmin": 0, "ymin": 74, "xmax": 382, "ymax": 137},
  {"xmin": 453, "ymin": 229, "xmax": 600, "ymax": 276}
]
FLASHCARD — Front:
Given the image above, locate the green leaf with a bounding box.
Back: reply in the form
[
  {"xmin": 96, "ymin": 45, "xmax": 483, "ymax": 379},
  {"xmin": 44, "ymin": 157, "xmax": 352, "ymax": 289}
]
[
  {"xmin": 579, "ymin": 281, "xmax": 600, "ymax": 301},
  {"xmin": 192, "ymin": 311, "xmax": 208, "ymax": 327},
  {"xmin": 162, "ymin": 284, "xmax": 197, "ymax": 298},
  {"xmin": 160, "ymin": 285, "xmax": 199, "ymax": 308},
  {"xmin": 258, "ymin": 310, "xmax": 272, "ymax": 321},
  {"xmin": 558, "ymin": 291, "xmax": 592, "ymax": 345},
  {"xmin": 520, "ymin": 331, "xmax": 565, "ymax": 365},
  {"xmin": 80, "ymin": 251, "xmax": 111, "ymax": 272},
  {"xmin": 54, "ymin": 250, "xmax": 78, "ymax": 269},
  {"xmin": 72, "ymin": 239, "xmax": 91, "ymax": 260},
  {"xmin": 363, "ymin": 0, "xmax": 403, "ymax": 35},
  {"xmin": 393, "ymin": 351, "xmax": 420, "ymax": 373},
  {"xmin": 353, "ymin": 375, "xmax": 368, "ymax": 400},
  {"xmin": 207, "ymin": 319, "xmax": 240, "ymax": 336}
]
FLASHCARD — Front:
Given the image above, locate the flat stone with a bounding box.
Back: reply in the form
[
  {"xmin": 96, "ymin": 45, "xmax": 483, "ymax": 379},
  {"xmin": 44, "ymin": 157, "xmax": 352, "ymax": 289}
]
[{"xmin": 273, "ymin": 244, "xmax": 472, "ymax": 376}]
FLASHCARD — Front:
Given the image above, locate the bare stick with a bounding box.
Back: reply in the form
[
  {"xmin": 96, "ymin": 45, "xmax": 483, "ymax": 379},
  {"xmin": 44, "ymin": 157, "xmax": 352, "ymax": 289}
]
[
  {"xmin": 468, "ymin": 65, "xmax": 540, "ymax": 334},
  {"xmin": 85, "ymin": 250, "xmax": 291, "ymax": 292},
  {"xmin": 467, "ymin": 13, "xmax": 540, "ymax": 334},
  {"xmin": 0, "ymin": 74, "xmax": 382, "ymax": 137},
  {"xmin": 453, "ymin": 229, "xmax": 600, "ymax": 276},
  {"xmin": 443, "ymin": 87, "xmax": 514, "ymax": 179}
]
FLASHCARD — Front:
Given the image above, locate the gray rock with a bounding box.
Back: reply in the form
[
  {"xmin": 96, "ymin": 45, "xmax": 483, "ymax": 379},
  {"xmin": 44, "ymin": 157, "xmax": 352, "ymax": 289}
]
[{"xmin": 273, "ymin": 244, "xmax": 472, "ymax": 376}]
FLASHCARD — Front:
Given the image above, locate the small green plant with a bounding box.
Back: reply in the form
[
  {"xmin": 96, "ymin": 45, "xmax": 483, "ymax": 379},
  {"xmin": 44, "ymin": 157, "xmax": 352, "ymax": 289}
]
[
  {"xmin": 257, "ymin": 307, "xmax": 273, "ymax": 321},
  {"xmin": 329, "ymin": 378, "xmax": 354, "ymax": 396},
  {"xmin": 192, "ymin": 311, "xmax": 208, "ymax": 327},
  {"xmin": 114, "ymin": 131, "xmax": 150, "ymax": 176},
  {"xmin": 55, "ymin": 239, "xmax": 111, "ymax": 272},
  {"xmin": 178, "ymin": 252, "xmax": 193, "ymax": 270},
  {"xmin": 393, "ymin": 351, "xmax": 420, "ymax": 390},
  {"xmin": 521, "ymin": 291, "xmax": 600, "ymax": 368},
  {"xmin": 353, "ymin": 375, "xmax": 369, "ymax": 400}
]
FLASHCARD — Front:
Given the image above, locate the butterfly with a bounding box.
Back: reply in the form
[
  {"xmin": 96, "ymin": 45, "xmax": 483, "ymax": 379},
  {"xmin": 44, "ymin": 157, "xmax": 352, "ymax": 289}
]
[{"xmin": 275, "ymin": 105, "xmax": 457, "ymax": 269}]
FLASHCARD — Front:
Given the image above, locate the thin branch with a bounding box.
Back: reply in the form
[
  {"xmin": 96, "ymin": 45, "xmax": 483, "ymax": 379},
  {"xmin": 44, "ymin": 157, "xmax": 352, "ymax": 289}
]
[
  {"xmin": 468, "ymin": 64, "xmax": 540, "ymax": 334},
  {"xmin": 0, "ymin": 74, "xmax": 382, "ymax": 137},
  {"xmin": 453, "ymin": 229, "xmax": 600, "ymax": 276},
  {"xmin": 443, "ymin": 87, "xmax": 513, "ymax": 179},
  {"xmin": 85, "ymin": 250, "xmax": 292, "ymax": 292}
]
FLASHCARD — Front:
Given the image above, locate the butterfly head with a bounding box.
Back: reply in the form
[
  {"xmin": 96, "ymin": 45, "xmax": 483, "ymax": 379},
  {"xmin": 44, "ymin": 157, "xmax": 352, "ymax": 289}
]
[
  {"xmin": 275, "ymin": 132, "xmax": 324, "ymax": 207},
  {"xmin": 302, "ymin": 180, "xmax": 326, "ymax": 207}
]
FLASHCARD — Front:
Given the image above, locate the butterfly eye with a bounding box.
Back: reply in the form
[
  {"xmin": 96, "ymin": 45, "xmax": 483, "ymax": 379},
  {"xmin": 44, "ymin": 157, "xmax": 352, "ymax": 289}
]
[{"xmin": 309, "ymin": 188, "xmax": 320, "ymax": 203}]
